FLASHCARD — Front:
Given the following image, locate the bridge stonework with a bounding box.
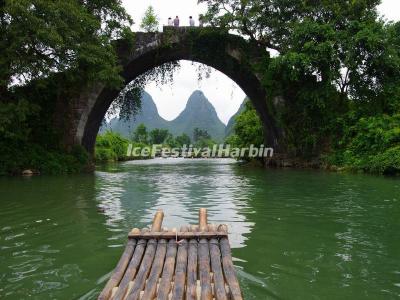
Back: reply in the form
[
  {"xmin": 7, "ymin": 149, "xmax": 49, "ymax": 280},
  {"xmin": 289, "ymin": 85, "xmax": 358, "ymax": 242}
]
[{"xmin": 57, "ymin": 27, "xmax": 284, "ymax": 155}]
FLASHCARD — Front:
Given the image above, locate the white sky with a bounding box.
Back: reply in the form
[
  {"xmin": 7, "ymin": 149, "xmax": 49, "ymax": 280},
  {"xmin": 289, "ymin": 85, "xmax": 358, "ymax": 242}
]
[{"xmin": 121, "ymin": 0, "xmax": 400, "ymax": 124}]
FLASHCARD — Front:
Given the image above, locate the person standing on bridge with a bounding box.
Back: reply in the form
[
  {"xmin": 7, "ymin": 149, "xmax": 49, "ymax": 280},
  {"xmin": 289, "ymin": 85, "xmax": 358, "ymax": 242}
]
[
  {"xmin": 189, "ymin": 16, "xmax": 195, "ymax": 26},
  {"xmin": 173, "ymin": 16, "xmax": 180, "ymax": 27},
  {"xmin": 168, "ymin": 17, "xmax": 173, "ymax": 26}
]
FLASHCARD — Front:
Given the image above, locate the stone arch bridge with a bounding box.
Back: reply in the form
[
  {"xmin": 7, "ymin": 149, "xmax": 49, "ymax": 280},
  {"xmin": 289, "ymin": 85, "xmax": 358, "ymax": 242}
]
[{"xmin": 58, "ymin": 27, "xmax": 283, "ymax": 154}]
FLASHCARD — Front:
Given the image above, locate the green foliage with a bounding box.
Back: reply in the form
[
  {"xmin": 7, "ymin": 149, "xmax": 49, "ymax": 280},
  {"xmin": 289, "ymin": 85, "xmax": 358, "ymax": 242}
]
[
  {"xmin": 0, "ymin": 0, "xmax": 174, "ymax": 173},
  {"xmin": 345, "ymin": 115, "xmax": 400, "ymax": 155},
  {"xmin": 0, "ymin": 0, "xmax": 137, "ymax": 174},
  {"xmin": 192, "ymin": 128, "xmax": 215, "ymax": 148},
  {"xmin": 0, "ymin": 76, "xmax": 92, "ymax": 175},
  {"xmin": 140, "ymin": 6, "xmax": 159, "ymax": 33},
  {"xmin": 193, "ymin": 128, "xmax": 211, "ymax": 142},
  {"xmin": 194, "ymin": 137, "xmax": 216, "ymax": 149},
  {"xmin": 267, "ymin": 62, "xmax": 342, "ymax": 157},
  {"xmin": 328, "ymin": 114, "xmax": 400, "ymax": 174},
  {"xmin": 165, "ymin": 134, "xmax": 178, "ymax": 148},
  {"xmin": 0, "ymin": 143, "xmax": 89, "ymax": 176},
  {"xmin": 202, "ymin": 0, "xmax": 400, "ymax": 165},
  {"xmin": 0, "ymin": 99, "xmax": 39, "ymax": 141},
  {"xmin": 0, "ymin": 0, "xmax": 133, "ymax": 91},
  {"xmin": 94, "ymin": 126, "xmax": 219, "ymax": 161},
  {"xmin": 175, "ymin": 133, "xmax": 191, "ymax": 147},
  {"xmin": 368, "ymin": 147, "xmax": 400, "ymax": 175},
  {"xmin": 226, "ymin": 101, "xmax": 264, "ymax": 151},
  {"xmin": 149, "ymin": 128, "xmax": 170, "ymax": 144},
  {"xmin": 131, "ymin": 123, "xmax": 148, "ymax": 144},
  {"xmin": 95, "ymin": 131, "xmax": 129, "ymax": 162}
]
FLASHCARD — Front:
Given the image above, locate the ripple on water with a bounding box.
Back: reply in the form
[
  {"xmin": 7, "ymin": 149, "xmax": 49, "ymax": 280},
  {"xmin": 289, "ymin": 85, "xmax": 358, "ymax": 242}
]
[{"xmin": 0, "ymin": 159, "xmax": 399, "ymax": 299}]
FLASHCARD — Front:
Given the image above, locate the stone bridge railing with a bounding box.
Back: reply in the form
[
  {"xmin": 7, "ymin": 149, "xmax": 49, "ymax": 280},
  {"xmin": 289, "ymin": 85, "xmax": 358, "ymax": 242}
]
[{"xmin": 126, "ymin": 26, "xmax": 229, "ymax": 63}]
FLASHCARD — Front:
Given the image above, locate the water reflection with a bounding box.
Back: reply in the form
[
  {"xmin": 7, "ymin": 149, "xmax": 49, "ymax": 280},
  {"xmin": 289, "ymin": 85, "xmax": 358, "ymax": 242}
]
[
  {"xmin": 96, "ymin": 172, "xmax": 127, "ymax": 227},
  {"xmin": 95, "ymin": 158, "xmax": 255, "ymax": 248}
]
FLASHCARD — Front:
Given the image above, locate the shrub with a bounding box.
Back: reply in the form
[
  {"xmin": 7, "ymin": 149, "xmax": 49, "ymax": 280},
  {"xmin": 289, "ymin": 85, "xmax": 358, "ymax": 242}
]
[
  {"xmin": 329, "ymin": 114, "xmax": 400, "ymax": 174},
  {"xmin": 369, "ymin": 146, "xmax": 400, "ymax": 175},
  {"xmin": 0, "ymin": 143, "xmax": 90, "ymax": 175},
  {"xmin": 95, "ymin": 131, "xmax": 129, "ymax": 162}
]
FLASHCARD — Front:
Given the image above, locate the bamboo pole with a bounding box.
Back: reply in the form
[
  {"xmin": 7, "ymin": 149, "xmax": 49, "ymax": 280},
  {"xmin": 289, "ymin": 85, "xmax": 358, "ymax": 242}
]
[
  {"xmin": 198, "ymin": 212, "xmax": 212, "ymax": 300},
  {"xmin": 125, "ymin": 213, "xmax": 164, "ymax": 300},
  {"xmin": 218, "ymin": 225, "xmax": 242, "ymax": 300},
  {"xmin": 156, "ymin": 233, "xmax": 178, "ymax": 300},
  {"xmin": 141, "ymin": 238, "xmax": 167, "ymax": 299},
  {"xmin": 199, "ymin": 208, "xmax": 208, "ymax": 232},
  {"xmin": 198, "ymin": 240, "xmax": 212, "ymax": 300},
  {"xmin": 128, "ymin": 232, "xmax": 227, "ymax": 239},
  {"xmin": 151, "ymin": 210, "xmax": 164, "ymax": 232},
  {"xmin": 98, "ymin": 238, "xmax": 136, "ymax": 300},
  {"xmin": 209, "ymin": 237, "xmax": 227, "ymax": 300},
  {"xmin": 113, "ymin": 229, "xmax": 147, "ymax": 300},
  {"xmin": 186, "ymin": 239, "xmax": 198, "ymax": 300},
  {"xmin": 125, "ymin": 238, "xmax": 158, "ymax": 300},
  {"xmin": 171, "ymin": 226, "xmax": 189, "ymax": 300}
]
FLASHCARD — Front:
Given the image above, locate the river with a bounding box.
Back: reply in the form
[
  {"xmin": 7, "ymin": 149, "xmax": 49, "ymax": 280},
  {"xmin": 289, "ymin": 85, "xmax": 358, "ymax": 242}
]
[{"xmin": 0, "ymin": 158, "xmax": 399, "ymax": 299}]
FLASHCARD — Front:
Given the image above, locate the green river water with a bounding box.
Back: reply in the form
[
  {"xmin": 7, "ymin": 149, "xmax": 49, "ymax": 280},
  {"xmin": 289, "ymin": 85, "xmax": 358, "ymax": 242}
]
[{"xmin": 0, "ymin": 158, "xmax": 399, "ymax": 299}]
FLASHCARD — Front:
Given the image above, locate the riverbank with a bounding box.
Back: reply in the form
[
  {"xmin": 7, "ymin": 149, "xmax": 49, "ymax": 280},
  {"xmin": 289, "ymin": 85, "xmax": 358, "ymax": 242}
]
[
  {"xmin": 264, "ymin": 154, "xmax": 400, "ymax": 176},
  {"xmin": 0, "ymin": 144, "xmax": 91, "ymax": 176},
  {"xmin": 3, "ymin": 153, "xmax": 399, "ymax": 177}
]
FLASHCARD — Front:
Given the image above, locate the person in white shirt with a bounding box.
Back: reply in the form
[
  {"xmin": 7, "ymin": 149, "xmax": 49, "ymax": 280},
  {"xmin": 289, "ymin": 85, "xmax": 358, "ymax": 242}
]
[
  {"xmin": 167, "ymin": 17, "xmax": 173, "ymax": 26},
  {"xmin": 189, "ymin": 16, "xmax": 195, "ymax": 27}
]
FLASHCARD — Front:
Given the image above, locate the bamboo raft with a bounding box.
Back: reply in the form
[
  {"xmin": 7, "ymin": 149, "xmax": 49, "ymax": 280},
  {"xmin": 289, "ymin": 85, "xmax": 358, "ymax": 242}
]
[{"xmin": 98, "ymin": 208, "xmax": 243, "ymax": 300}]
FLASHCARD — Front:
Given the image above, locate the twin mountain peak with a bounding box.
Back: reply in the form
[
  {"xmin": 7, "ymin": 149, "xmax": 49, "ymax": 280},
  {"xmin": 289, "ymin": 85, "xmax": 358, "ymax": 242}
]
[{"xmin": 103, "ymin": 90, "xmax": 245, "ymax": 141}]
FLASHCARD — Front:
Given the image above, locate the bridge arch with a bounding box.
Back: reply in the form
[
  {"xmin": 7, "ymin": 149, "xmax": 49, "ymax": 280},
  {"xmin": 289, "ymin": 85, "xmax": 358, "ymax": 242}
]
[{"xmin": 70, "ymin": 28, "xmax": 282, "ymax": 154}]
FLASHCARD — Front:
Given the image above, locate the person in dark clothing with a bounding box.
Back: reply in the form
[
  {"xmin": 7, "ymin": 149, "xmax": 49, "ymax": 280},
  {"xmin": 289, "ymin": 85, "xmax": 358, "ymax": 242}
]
[{"xmin": 173, "ymin": 16, "xmax": 180, "ymax": 27}]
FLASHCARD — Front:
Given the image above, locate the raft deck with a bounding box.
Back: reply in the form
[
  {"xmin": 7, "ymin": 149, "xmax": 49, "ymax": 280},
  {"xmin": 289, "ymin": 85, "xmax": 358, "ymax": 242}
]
[{"xmin": 98, "ymin": 208, "xmax": 243, "ymax": 300}]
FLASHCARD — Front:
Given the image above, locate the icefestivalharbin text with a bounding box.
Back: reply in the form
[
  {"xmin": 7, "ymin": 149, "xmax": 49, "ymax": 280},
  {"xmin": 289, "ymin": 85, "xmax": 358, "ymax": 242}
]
[{"xmin": 126, "ymin": 144, "xmax": 274, "ymax": 158}]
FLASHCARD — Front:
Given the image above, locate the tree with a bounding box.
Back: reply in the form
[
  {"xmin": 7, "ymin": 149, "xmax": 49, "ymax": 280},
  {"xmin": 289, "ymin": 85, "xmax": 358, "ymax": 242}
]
[
  {"xmin": 225, "ymin": 101, "xmax": 264, "ymax": 161},
  {"xmin": 175, "ymin": 133, "xmax": 191, "ymax": 147},
  {"xmin": 193, "ymin": 128, "xmax": 211, "ymax": 143},
  {"xmin": 131, "ymin": 124, "xmax": 148, "ymax": 144},
  {"xmin": 192, "ymin": 128, "xmax": 215, "ymax": 148},
  {"xmin": 165, "ymin": 134, "xmax": 178, "ymax": 148},
  {"xmin": 149, "ymin": 128, "xmax": 170, "ymax": 144},
  {"xmin": 96, "ymin": 131, "xmax": 129, "ymax": 161},
  {"xmin": 195, "ymin": 137, "xmax": 216, "ymax": 149},
  {"xmin": 226, "ymin": 101, "xmax": 263, "ymax": 148},
  {"xmin": 0, "ymin": 0, "xmax": 133, "ymax": 96},
  {"xmin": 200, "ymin": 0, "xmax": 397, "ymax": 109},
  {"xmin": 200, "ymin": 0, "xmax": 379, "ymax": 51},
  {"xmin": 201, "ymin": 0, "xmax": 400, "ymax": 159},
  {"xmin": 140, "ymin": 6, "xmax": 159, "ymax": 33}
]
